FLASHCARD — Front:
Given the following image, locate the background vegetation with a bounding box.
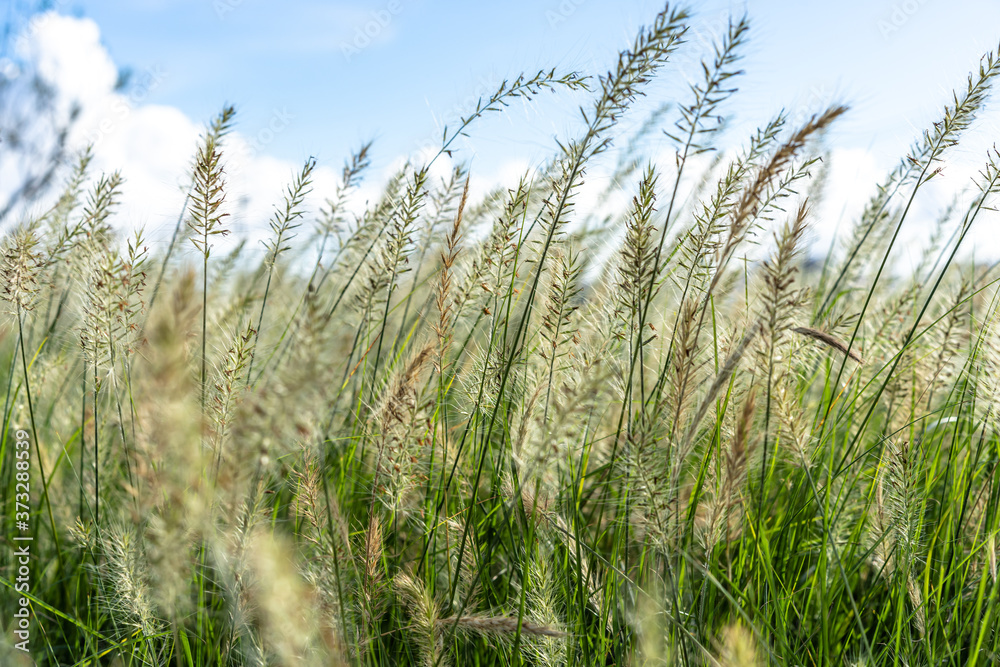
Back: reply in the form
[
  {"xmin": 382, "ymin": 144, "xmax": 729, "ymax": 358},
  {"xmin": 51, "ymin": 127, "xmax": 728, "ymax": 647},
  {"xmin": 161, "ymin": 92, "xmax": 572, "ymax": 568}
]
[{"xmin": 2, "ymin": 3, "xmax": 1000, "ymax": 665}]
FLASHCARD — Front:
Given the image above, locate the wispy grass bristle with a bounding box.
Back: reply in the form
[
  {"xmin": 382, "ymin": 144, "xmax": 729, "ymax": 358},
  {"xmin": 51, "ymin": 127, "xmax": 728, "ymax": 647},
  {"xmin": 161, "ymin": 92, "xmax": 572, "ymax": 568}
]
[{"xmin": 6, "ymin": 5, "xmax": 1000, "ymax": 666}]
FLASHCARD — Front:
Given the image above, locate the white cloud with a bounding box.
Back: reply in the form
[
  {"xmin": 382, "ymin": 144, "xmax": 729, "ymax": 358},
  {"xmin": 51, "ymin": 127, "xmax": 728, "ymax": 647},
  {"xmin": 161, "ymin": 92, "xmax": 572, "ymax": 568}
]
[
  {"xmin": 812, "ymin": 147, "xmax": 886, "ymax": 251},
  {"xmin": 3, "ymin": 12, "xmax": 339, "ymax": 258},
  {"xmin": 14, "ymin": 12, "xmax": 117, "ymax": 111}
]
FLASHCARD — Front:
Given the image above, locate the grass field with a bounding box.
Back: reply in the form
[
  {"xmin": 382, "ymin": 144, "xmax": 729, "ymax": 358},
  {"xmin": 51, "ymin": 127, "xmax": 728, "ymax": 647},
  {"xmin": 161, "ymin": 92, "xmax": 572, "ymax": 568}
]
[{"xmin": 3, "ymin": 3, "xmax": 1000, "ymax": 665}]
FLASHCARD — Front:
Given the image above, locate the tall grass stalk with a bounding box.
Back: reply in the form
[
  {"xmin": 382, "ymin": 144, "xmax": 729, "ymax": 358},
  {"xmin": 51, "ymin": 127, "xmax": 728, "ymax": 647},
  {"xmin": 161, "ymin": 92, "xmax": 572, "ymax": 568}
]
[{"xmin": 5, "ymin": 5, "xmax": 1000, "ymax": 666}]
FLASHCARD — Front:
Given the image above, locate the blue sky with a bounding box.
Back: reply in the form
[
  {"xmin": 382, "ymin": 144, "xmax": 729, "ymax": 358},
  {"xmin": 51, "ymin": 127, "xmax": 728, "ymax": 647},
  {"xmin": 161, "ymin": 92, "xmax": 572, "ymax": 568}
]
[
  {"xmin": 49, "ymin": 0, "xmax": 1000, "ymax": 170},
  {"xmin": 5, "ymin": 0, "xmax": 1000, "ymax": 258}
]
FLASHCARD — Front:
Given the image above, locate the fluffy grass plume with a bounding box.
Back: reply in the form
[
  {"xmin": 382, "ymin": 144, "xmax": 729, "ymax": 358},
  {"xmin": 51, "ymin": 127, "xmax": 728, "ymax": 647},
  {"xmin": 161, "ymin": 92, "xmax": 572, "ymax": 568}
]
[{"xmin": 5, "ymin": 4, "xmax": 1000, "ymax": 666}]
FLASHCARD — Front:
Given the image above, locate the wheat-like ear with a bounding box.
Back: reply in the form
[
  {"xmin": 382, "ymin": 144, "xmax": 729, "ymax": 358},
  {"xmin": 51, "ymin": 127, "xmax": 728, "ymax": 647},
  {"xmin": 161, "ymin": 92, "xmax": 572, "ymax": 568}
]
[
  {"xmin": 615, "ymin": 164, "xmax": 658, "ymax": 343},
  {"xmin": 187, "ymin": 105, "xmax": 236, "ymax": 412},
  {"xmin": 374, "ymin": 166, "xmax": 429, "ymax": 297},
  {"xmin": 244, "ymin": 529, "xmax": 322, "ymax": 666},
  {"xmin": 434, "ymin": 173, "xmax": 470, "ymax": 372},
  {"xmin": 99, "ymin": 521, "xmax": 162, "ymax": 660},
  {"xmin": 370, "ymin": 342, "xmax": 434, "ymax": 510},
  {"xmin": 132, "ymin": 268, "xmax": 206, "ymax": 616},
  {"xmin": 820, "ymin": 47, "xmax": 1000, "ymax": 317},
  {"xmin": 761, "ymin": 202, "xmax": 811, "ymax": 337},
  {"xmin": 665, "ymin": 296, "xmax": 702, "ymax": 439},
  {"xmin": 394, "ymin": 570, "xmax": 443, "ymax": 667},
  {"xmin": 244, "ymin": 156, "xmax": 316, "ymax": 388},
  {"xmin": 752, "ymin": 202, "xmax": 813, "ymax": 502},
  {"xmin": 40, "ymin": 146, "xmax": 95, "ymax": 264},
  {"xmin": 451, "ymin": 176, "xmax": 529, "ymax": 323},
  {"xmin": 438, "ymin": 615, "xmax": 566, "ymax": 639},
  {"xmin": 519, "ymin": 549, "xmax": 568, "ymax": 667},
  {"xmin": 539, "ymin": 246, "xmax": 584, "ymax": 423},
  {"xmin": 792, "ymin": 326, "xmax": 864, "ymax": 363},
  {"xmin": 186, "ymin": 106, "xmax": 234, "ymax": 259},
  {"xmin": 716, "ymin": 623, "xmax": 763, "ymax": 667},
  {"xmin": 724, "ymin": 388, "xmax": 758, "ymax": 540},
  {"xmin": 513, "ymin": 3, "xmax": 689, "ymax": 405},
  {"xmin": 211, "ymin": 321, "xmax": 256, "ymax": 479},
  {"xmin": 261, "ymin": 155, "xmax": 316, "ymax": 268},
  {"xmin": 648, "ymin": 13, "xmax": 749, "ymax": 327},
  {"xmin": 663, "ymin": 13, "xmax": 749, "ymax": 157},
  {"xmin": 294, "ymin": 455, "xmax": 354, "ymax": 652},
  {"xmin": 212, "ymin": 481, "xmax": 268, "ymax": 666},
  {"xmin": 81, "ymin": 171, "xmax": 125, "ymax": 249},
  {"xmin": 868, "ymin": 437, "xmax": 924, "ymax": 626},
  {"xmin": 0, "ymin": 227, "xmax": 43, "ymax": 315},
  {"xmin": 679, "ymin": 318, "xmax": 760, "ymax": 460},
  {"xmin": 669, "ymin": 113, "xmax": 783, "ymax": 312},
  {"xmin": 350, "ymin": 166, "xmax": 429, "ymax": 392},
  {"xmin": 358, "ymin": 511, "xmax": 386, "ymax": 660},
  {"xmin": 906, "ymin": 44, "xmax": 1000, "ymax": 184},
  {"xmin": 532, "ymin": 1, "xmax": 687, "ymax": 278},
  {"xmin": 317, "ymin": 141, "xmax": 372, "ymax": 249},
  {"xmin": 711, "ymin": 108, "xmax": 845, "ymax": 304}
]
